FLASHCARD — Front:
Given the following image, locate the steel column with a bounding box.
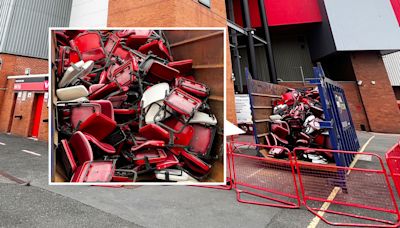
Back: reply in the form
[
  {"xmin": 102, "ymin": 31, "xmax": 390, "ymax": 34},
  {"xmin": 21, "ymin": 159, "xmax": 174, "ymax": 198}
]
[
  {"xmin": 227, "ymin": 0, "xmax": 244, "ymax": 93},
  {"xmin": 240, "ymin": 0, "xmax": 259, "ymax": 80},
  {"xmin": 257, "ymin": 0, "xmax": 278, "ymax": 84}
]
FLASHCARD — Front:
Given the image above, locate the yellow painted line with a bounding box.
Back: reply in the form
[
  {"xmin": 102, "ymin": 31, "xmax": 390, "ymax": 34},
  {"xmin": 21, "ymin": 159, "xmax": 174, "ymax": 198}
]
[
  {"xmin": 307, "ymin": 135, "xmax": 375, "ymax": 228},
  {"xmin": 246, "ymin": 168, "xmax": 263, "ymax": 178}
]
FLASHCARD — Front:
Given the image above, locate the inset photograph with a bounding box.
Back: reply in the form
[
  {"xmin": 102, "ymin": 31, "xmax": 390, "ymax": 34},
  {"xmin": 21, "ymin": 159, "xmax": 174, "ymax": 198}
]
[{"xmin": 50, "ymin": 28, "xmax": 225, "ymax": 184}]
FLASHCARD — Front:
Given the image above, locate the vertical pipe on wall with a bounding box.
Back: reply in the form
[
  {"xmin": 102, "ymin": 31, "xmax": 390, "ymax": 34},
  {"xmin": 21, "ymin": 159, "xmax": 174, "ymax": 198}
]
[
  {"xmin": 227, "ymin": 0, "xmax": 243, "ymax": 93},
  {"xmin": 257, "ymin": 0, "xmax": 278, "ymax": 84},
  {"xmin": 240, "ymin": 0, "xmax": 259, "ymax": 80}
]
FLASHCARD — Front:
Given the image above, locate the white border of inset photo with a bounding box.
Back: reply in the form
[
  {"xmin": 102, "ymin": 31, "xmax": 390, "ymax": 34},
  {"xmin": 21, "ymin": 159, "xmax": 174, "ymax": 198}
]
[{"xmin": 48, "ymin": 27, "xmax": 227, "ymax": 186}]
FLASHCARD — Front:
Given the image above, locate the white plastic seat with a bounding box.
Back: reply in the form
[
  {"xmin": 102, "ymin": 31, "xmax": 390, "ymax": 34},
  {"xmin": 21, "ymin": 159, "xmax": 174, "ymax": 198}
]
[
  {"xmin": 141, "ymin": 83, "xmax": 171, "ymax": 124},
  {"xmin": 188, "ymin": 112, "xmax": 217, "ymax": 126},
  {"xmin": 155, "ymin": 169, "xmax": 197, "ymax": 182},
  {"xmin": 56, "ymin": 85, "xmax": 89, "ymax": 101},
  {"xmin": 58, "ymin": 60, "xmax": 94, "ymax": 88}
]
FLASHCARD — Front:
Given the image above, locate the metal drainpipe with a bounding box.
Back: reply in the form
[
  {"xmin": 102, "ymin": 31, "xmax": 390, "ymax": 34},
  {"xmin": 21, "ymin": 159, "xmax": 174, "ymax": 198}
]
[
  {"xmin": 257, "ymin": 0, "xmax": 278, "ymax": 84},
  {"xmin": 240, "ymin": 0, "xmax": 259, "ymax": 80},
  {"xmin": 227, "ymin": 0, "xmax": 243, "ymax": 93}
]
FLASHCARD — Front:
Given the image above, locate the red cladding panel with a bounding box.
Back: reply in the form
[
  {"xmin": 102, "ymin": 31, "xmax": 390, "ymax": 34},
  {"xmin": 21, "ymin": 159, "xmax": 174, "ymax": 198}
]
[
  {"xmin": 13, "ymin": 81, "xmax": 48, "ymax": 91},
  {"xmin": 233, "ymin": 0, "xmax": 322, "ymax": 27},
  {"xmin": 391, "ymin": 0, "xmax": 400, "ymax": 26}
]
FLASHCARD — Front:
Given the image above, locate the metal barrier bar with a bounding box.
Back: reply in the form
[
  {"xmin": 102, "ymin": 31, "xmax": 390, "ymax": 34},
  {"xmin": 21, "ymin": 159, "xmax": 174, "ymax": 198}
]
[
  {"xmin": 231, "ymin": 141, "xmax": 300, "ymax": 208},
  {"xmin": 385, "ymin": 142, "xmax": 400, "ymax": 199},
  {"xmin": 294, "ymin": 147, "xmax": 400, "ymax": 227}
]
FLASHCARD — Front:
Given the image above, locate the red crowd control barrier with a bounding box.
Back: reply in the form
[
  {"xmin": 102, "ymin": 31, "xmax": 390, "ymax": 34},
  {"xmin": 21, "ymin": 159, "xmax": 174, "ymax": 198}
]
[
  {"xmin": 386, "ymin": 142, "xmax": 400, "ymax": 199},
  {"xmin": 294, "ymin": 147, "xmax": 400, "ymax": 227},
  {"xmin": 231, "ymin": 141, "xmax": 300, "ymax": 208}
]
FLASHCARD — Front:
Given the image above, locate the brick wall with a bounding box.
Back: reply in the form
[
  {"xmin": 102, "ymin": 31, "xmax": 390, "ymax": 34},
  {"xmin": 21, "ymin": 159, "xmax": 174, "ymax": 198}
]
[
  {"xmin": 337, "ymin": 82, "xmax": 370, "ymax": 131},
  {"xmin": 107, "ymin": 0, "xmax": 237, "ymax": 123},
  {"xmin": 0, "ymin": 54, "xmax": 48, "ymax": 139},
  {"xmin": 0, "ymin": 79, "xmax": 16, "ymax": 132},
  {"xmin": 107, "ymin": 0, "xmax": 227, "ymax": 27},
  {"xmin": 10, "ymin": 91, "xmax": 36, "ymax": 137},
  {"xmin": 351, "ymin": 51, "xmax": 400, "ymax": 133},
  {"xmin": 279, "ymin": 81, "xmax": 370, "ymax": 131}
]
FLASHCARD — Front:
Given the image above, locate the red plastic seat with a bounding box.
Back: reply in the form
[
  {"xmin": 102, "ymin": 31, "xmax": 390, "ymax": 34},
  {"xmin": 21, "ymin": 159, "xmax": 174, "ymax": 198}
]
[
  {"xmin": 108, "ymin": 94, "xmax": 128, "ymax": 108},
  {"xmin": 164, "ymin": 88, "xmax": 202, "ymax": 117},
  {"xmin": 131, "ymin": 140, "xmax": 165, "ymax": 152},
  {"xmin": 57, "ymin": 46, "xmax": 80, "ymax": 77},
  {"xmin": 142, "ymin": 59, "xmax": 179, "ymax": 83},
  {"xmin": 271, "ymin": 124, "xmax": 289, "ymax": 139},
  {"xmin": 156, "ymin": 151, "xmax": 179, "ymax": 170},
  {"xmin": 115, "ymin": 30, "xmax": 136, "ymax": 38},
  {"xmin": 131, "ymin": 149, "xmax": 168, "ymax": 166},
  {"xmin": 59, "ymin": 131, "xmax": 115, "ymax": 182},
  {"xmin": 138, "ymin": 39, "xmax": 172, "ymax": 61},
  {"xmin": 59, "ymin": 139, "xmax": 78, "ymax": 178},
  {"xmin": 88, "ymin": 81, "xmax": 119, "ymax": 100},
  {"xmin": 110, "ymin": 59, "xmax": 138, "ymax": 86},
  {"xmin": 167, "ymin": 59, "xmax": 193, "ymax": 74},
  {"xmin": 59, "ymin": 131, "xmax": 93, "ymax": 178},
  {"xmin": 55, "ymin": 31, "xmax": 70, "ymax": 46},
  {"xmin": 98, "ymin": 70, "xmax": 109, "ymax": 84},
  {"xmin": 126, "ymin": 30, "xmax": 153, "ymax": 49},
  {"xmin": 104, "ymin": 33, "xmax": 130, "ymax": 60},
  {"xmin": 181, "ymin": 151, "xmax": 211, "ymax": 179},
  {"xmin": 114, "ymin": 108, "xmax": 136, "ymax": 115},
  {"xmin": 89, "ymin": 84, "xmax": 105, "ymax": 93},
  {"xmin": 79, "ymin": 113, "xmax": 117, "ymax": 141},
  {"xmin": 71, "ymin": 161, "xmax": 115, "ymax": 182},
  {"xmin": 90, "ymin": 100, "xmax": 114, "ymax": 120},
  {"xmin": 70, "ymin": 103, "xmax": 101, "ymax": 129},
  {"xmin": 175, "ymin": 78, "xmax": 209, "ymax": 98},
  {"xmin": 70, "ymin": 32, "xmax": 106, "ymax": 62},
  {"xmin": 84, "ymin": 133, "xmax": 116, "ymax": 155},
  {"xmin": 162, "ymin": 118, "xmax": 193, "ymax": 146},
  {"xmin": 187, "ymin": 124, "xmax": 216, "ymax": 158},
  {"xmin": 139, "ymin": 124, "xmax": 170, "ymax": 142},
  {"xmin": 69, "ymin": 131, "xmax": 94, "ymax": 164}
]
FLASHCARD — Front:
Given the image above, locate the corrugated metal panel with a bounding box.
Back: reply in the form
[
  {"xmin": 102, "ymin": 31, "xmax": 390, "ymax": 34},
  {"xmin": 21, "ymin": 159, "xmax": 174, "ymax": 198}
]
[
  {"xmin": 383, "ymin": 51, "xmax": 400, "ymax": 86},
  {"xmin": 1, "ymin": 0, "xmax": 72, "ymax": 59},
  {"xmin": 235, "ymin": 34, "xmax": 314, "ymax": 86},
  {"xmin": 272, "ymin": 34, "xmax": 314, "ymax": 81},
  {"xmin": 0, "ymin": 0, "xmax": 14, "ymax": 49}
]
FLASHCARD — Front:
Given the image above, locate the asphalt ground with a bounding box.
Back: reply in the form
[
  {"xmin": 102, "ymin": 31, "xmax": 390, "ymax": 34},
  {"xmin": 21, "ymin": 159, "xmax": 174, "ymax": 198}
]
[{"xmin": 0, "ymin": 132, "xmax": 399, "ymax": 227}]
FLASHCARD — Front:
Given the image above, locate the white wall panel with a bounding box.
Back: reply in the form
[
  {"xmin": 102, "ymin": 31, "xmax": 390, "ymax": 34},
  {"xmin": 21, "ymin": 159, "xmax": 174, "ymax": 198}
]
[
  {"xmin": 324, "ymin": 0, "xmax": 400, "ymax": 51},
  {"xmin": 69, "ymin": 0, "xmax": 108, "ymax": 27},
  {"xmin": 383, "ymin": 51, "xmax": 400, "ymax": 86}
]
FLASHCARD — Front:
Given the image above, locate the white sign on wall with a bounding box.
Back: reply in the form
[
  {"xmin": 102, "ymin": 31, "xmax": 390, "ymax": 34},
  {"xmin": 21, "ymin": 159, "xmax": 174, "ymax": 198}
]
[
  {"xmin": 235, "ymin": 94, "xmax": 253, "ymax": 124},
  {"xmin": 17, "ymin": 92, "xmax": 22, "ymax": 100},
  {"xmin": 21, "ymin": 91, "xmax": 27, "ymax": 101}
]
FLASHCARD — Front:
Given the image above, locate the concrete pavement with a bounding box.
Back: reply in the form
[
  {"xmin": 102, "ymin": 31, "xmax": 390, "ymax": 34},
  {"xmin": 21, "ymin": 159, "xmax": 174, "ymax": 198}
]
[{"xmin": 0, "ymin": 132, "xmax": 399, "ymax": 227}]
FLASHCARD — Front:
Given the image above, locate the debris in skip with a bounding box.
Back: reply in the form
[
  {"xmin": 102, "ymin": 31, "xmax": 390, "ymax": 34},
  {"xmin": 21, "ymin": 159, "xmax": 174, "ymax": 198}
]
[
  {"xmin": 266, "ymin": 87, "xmax": 332, "ymax": 164},
  {"xmin": 53, "ymin": 30, "xmax": 223, "ymax": 183}
]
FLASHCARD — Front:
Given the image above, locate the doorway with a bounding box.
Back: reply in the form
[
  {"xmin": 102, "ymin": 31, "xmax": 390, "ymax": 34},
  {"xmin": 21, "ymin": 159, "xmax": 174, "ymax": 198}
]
[{"xmin": 30, "ymin": 93, "xmax": 44, "ymax": 138}]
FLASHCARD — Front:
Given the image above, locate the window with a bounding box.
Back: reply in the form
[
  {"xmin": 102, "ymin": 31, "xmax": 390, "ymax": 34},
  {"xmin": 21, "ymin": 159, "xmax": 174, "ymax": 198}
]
[{"xmin": 198, "ymin": 0, "xmax": 210, "ymax": 8}]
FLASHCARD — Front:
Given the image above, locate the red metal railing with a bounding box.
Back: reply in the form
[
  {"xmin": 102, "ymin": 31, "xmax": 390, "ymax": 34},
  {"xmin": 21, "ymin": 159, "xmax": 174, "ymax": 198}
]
[
  {"xmin": 231, "ymin": 141, "xmax": 300, "ymax": 208},
  {"xmin": 294, "ymin": 147, "xmax": 400, "ymax": 227},
  {"xmin": 386, "ymin": 142, "xmax": 400, "ymax": 199}
]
